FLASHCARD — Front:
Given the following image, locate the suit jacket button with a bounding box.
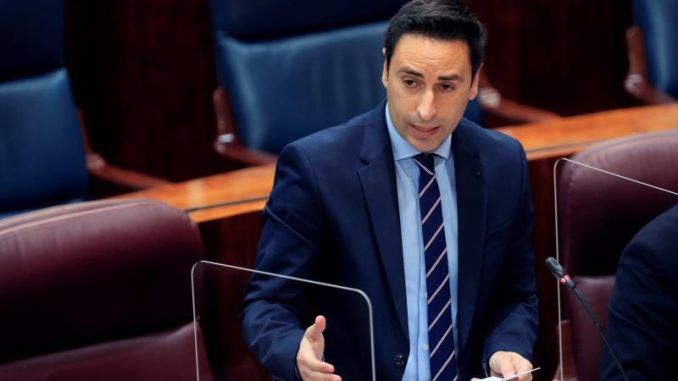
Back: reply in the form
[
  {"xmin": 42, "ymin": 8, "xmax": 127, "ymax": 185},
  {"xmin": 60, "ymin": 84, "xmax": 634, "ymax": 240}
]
[{"xmin": 394, "ymin": 354, "xmax": 406, "ymax": 367}]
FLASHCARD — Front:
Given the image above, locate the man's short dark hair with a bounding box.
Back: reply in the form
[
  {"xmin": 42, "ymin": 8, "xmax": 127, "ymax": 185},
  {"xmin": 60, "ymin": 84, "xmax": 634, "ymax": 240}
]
[{"xmin": 384, "ymin": 0, "xmax": 486, "ymax": 76}]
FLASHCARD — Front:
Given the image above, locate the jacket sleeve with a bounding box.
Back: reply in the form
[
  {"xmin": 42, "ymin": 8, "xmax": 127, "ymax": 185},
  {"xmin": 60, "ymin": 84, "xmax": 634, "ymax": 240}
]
[
  {"xmin": 241, "ymin": 142, "xmax": 327, "ymax": 381},
  {"xmin": 482, "ymin": 141, "xmax": 539, "ymax": 364}
]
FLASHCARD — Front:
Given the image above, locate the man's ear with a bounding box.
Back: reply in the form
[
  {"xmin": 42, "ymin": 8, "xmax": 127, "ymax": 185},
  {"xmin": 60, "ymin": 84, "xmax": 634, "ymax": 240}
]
[
  {"xmin": 381, "ymin": 48, "xmax": 388, "ymax": 88},
  {"xmin": 469, "ymin": 62, "xmax": 483, "ymax": 100}
]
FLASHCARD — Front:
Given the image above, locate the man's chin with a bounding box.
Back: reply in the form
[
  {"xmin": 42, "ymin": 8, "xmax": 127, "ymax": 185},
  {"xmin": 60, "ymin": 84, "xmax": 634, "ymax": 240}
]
[{"xmin": 409, "ymin": 138, "xmax": 443, "ymax": 153}]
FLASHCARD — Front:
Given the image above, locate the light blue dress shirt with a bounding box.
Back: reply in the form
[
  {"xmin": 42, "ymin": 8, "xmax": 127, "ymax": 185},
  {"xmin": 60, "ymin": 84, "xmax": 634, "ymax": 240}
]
[{"xmin": 384, "ymin": 105, "xmax": 460, "ymax": 381}]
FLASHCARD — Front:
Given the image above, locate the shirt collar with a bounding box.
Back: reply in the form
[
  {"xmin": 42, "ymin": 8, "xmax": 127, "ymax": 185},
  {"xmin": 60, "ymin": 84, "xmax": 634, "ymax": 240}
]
[{"xmin": 385, "ymin": 103, "xmax": 452, "ymax": 161}]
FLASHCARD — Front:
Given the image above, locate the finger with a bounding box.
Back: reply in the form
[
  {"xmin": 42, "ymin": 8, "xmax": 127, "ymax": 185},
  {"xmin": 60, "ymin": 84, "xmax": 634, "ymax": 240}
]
[
  {"xmin": 300, "ymin": 356, "xmax": 335, "ymax": 374},
  {"xmin": 299, "ymin": 361, "xmax": 341, "ymax": 381},
  {"xmin": 506, "ymin": 355, "xmax": 532, "ymax": 381},
  {"xmin": 300, "ymin": 370, "xmax": 342, "ymax": 381},
  {"xmin": 496, "ymin": 357, "xmax": 517, "ymax": 379},
  {"xmin": 304, "ymin": 369, "xmax": 341, "ymax": 381},
  {"xmin": 306, "ymin": 315, "xmax": 327, "ymax": 342},
  {"xmin": 514, "ymin": 361, "xmax": 533, "ymax": 381}
]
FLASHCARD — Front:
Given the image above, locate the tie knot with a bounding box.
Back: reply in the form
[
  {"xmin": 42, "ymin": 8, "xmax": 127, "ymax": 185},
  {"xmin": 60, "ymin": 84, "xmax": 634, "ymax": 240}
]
[{"xmin": 414, "ymin": 153, "xmax": 436, "ymax": 172}]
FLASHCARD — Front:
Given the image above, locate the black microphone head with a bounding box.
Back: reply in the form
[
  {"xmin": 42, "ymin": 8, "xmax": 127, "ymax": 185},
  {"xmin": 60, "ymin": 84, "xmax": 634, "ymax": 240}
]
[{"xmin": 545, "ymin": 257, "xmax": 565, "ymax": 279}]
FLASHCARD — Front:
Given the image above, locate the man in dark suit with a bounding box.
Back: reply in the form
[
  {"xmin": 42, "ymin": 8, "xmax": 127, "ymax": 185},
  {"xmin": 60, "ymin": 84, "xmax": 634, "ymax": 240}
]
[
  {"xmin": 601, "ymin": 205, "xmax": 678, "ymax": 380},
  {"xmin": 242, "ymin": 1, "xmax": 538, "ymax": 380}
]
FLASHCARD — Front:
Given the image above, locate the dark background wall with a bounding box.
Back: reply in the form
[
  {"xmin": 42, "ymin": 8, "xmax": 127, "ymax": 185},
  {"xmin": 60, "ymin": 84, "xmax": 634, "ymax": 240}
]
[
  {"xmin": 64, "ymin": 0, "xmax": 228, "ymax": 182},
  {"xmin": 467, "ymin": 0, "xmax": 635, "ymax": 115},
  {"xmin": 63, "ymin": 0, "xmax": 636, "ymax": 181}
]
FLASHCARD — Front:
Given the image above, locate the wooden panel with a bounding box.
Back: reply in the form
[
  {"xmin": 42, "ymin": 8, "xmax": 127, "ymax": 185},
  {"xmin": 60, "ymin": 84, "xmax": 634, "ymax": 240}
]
[
  {"xmin": 64, "ymin": 0, "xmax": 233, "ymax": 181},
  {"xmin": 466, "ymin": 0, "xmax": 636, "ymax": 116},
  {"xmin": 198, "ymin": 211, "xmax": 269, "ymax": 381}
]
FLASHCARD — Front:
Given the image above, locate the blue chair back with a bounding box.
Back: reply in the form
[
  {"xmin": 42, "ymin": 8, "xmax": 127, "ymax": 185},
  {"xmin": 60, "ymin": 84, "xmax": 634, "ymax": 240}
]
[
  {"xmin": 0, "ymin": 70, "xmax": 89, "ymax": 213},
  {"xmin": 632, "ymin": 0, "xmax": 678, "ymax": 96},
  {"xmin": 0, "ymin": 0, "xmax": 90, "ymax": 216},
  {"xmin": 208, "ymin": 0, "xmax": 482, "ymax": 154}
]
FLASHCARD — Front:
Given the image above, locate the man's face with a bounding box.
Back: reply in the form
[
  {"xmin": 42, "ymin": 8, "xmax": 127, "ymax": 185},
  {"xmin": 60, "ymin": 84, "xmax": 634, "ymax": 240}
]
[{"xmin": 382, "ymin": 34, "xmax": 480, "ymax": 152}]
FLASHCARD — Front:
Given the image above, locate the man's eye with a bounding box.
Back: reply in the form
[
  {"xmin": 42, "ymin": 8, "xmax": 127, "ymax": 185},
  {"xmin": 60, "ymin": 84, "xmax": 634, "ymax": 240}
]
[
  {"xmin": 439, "ymin": 83, "xmax": 455, "ymax": 92},
  {"xmin": 403, "ymin": 79, "xmax": 417, "ymax": 88}
]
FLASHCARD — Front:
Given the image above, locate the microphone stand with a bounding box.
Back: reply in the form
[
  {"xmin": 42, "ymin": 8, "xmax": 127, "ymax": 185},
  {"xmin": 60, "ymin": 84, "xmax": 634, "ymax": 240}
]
[{"xmin": 545, "ymin": 257, "xmax": 629, "ymax": 381}]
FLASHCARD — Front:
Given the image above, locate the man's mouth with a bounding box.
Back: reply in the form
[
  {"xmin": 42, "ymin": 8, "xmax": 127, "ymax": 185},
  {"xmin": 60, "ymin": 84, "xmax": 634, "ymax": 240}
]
[{"xmin": 410, "ymin": 123, "xmax": 439, "ymax": 138}]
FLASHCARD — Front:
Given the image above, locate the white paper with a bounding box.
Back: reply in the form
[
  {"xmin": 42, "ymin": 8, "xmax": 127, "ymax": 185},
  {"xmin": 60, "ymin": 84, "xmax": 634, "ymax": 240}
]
[{"xmin": 477, "ymin": 366, "xmax": 541, "ymax": 381}]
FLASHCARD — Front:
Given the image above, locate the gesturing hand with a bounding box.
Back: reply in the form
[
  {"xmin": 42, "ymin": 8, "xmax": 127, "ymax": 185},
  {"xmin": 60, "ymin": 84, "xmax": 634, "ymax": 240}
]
[
  {"xmin": 488, "ymin": 351, "xmax": 533, "ymax": 381},
  {"xmin": 296, "ymin": 315, "xmax": 341, "ymax": 381}
]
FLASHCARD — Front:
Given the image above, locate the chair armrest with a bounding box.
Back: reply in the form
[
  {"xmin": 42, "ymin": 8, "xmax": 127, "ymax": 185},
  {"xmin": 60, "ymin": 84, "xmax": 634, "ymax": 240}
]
[
  {"xmin": 624, "ymin": 25, "xmax": 676, "ymax": 104},
  {"xmin": 87, "ymin": 153, "xmax": 170, "ymax": 195},
  {"xmin": 76, "ymin": 110, "xmax": 170, "ymax": 196},
  {"xmin": 478, "ymin": 85, "xmax": 562, "ymax": 124},
  {"xmin": 214, "ymin": 137, "xmax": 277, "ymax": 166},
  {"xmin": 212, "ymin": 87, "xmax": 277, "ymax": 166}
]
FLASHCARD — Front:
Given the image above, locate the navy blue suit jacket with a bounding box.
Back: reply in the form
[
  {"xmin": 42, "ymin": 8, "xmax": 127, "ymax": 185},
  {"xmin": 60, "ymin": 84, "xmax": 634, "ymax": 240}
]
[
  {"xmin": 242, "ymin": 103, "xmax": 538, "ymax": 381},
  {"xmin": 601, "ymin": 205, "xmax": 678, "ymax": 380}
]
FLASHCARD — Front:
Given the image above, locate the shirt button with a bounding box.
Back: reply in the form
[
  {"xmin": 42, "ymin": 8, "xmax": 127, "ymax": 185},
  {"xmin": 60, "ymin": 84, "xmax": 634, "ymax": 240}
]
[{"xmin": 394, "ymin": 354, "xmax": 406, "ymax": 367}]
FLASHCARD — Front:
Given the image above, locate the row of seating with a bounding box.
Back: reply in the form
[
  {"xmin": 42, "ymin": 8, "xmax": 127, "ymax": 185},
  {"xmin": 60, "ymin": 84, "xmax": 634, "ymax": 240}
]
[
  {"xmin": 1, "ymin": 0, "xmax": 675, "ymax": 217},
  {"xmin": 207, "ymin": 0, "xmax": 677, "ymax": 165},
  {"xmin": 1, "ymin": 1, "xmax": 677, "ymax": 380},
  {"xmin": 0, "ymin": 0, "xmax": 168, "ymax": 218}
]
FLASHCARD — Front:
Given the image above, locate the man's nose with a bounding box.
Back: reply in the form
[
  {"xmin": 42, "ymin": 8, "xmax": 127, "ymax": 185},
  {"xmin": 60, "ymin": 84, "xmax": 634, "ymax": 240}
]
[{"xmin": 416, "ymin": 89, "xmax": 436, "ymax": 121}]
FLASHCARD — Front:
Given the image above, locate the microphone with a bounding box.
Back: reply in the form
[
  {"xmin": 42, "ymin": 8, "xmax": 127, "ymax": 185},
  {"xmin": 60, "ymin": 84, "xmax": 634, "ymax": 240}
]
[
  {"xmin": 545, "ymin": 257, "xmax": 575, "ymax": 289},
  {"xmin": 545, "ymin": 257, "xmax": 629, "ymax": 381}
]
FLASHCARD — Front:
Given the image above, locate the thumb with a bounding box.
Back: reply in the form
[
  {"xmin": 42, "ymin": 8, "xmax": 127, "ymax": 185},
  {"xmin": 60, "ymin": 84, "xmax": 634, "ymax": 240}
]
[{"xmin": 306, "ymin": 315, "xmax": 327, "ymax": 342}]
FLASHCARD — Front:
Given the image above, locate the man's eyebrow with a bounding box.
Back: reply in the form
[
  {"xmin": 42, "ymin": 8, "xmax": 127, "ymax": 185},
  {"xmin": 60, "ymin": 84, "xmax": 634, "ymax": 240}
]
[
  {"xmin": 396, "ymin": 68, "xmax": 424, "ymax": 78},
  {"xmin": 396, "ymin": 68, "xmax": 462, "ymax": 82},
  {"xmin": 438, "ymin": 74, "xmax": 462, "ymax": 81}
]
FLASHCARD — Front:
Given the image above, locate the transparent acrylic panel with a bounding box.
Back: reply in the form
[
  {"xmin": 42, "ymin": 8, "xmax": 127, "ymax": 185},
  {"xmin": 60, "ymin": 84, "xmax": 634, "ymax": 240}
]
[
  {"xmin": 191, "ymin": 260, "xmax": 376, "ymax": 381},
  {"xmin": 553, "ymin": 157, "xmax": 678, "ymax": 381}
]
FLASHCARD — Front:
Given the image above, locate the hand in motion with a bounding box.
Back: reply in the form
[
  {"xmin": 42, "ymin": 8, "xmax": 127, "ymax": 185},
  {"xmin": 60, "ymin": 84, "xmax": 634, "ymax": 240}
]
[
  {"xmin": 489, "ymin": 351, "xmax": 534, "ymax": 380},
  {"xmin": 296, "ymin": 315, "xmax": 341, "ymax": 381}
]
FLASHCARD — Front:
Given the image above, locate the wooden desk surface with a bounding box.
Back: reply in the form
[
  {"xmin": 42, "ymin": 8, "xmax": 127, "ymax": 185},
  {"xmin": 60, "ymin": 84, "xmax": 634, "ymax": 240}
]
[
  {"xmin": 116, "ymin": 163, "xmax": 275, "ymax": 223},
  {"xmin": 498, "ymin": 103, "xmax": 678, "ymax": 160},
  {"xmin": 119, "ymin": 103, "xmax": 678, "ymax": 222}
]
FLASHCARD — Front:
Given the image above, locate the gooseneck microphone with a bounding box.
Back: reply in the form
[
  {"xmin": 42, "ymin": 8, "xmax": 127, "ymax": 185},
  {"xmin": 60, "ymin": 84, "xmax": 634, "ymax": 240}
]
[{"xmin": 545, "ymin": 257, "xmax": 629, "ymax": 381}]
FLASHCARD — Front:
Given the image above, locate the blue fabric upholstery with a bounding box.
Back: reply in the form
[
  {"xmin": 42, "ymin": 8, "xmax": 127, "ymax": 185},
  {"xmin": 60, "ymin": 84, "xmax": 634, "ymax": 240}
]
[
  {"xmin": 209, "ymin": 0, "xmax": 406, "ymax": 38},
  {"xmin": 215, "ymin": 22, "xmax": 389, "ymax": 153},
  {"xmin": 0, "ymin": 0, "xmax": 64, "ymax": 81},
  {"xmin": 0, "ymin": 69, "xmax": 89, "ymax": 213},
  {"xmin": 632, "ymin": 0, "xmax": 678, "ymax": 96}
]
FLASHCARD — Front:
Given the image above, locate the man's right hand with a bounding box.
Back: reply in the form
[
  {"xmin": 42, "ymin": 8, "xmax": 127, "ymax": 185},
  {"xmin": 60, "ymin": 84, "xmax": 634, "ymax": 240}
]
[{"xmin": 296, "ymin": 315, "xmax": 341, "ymax": 381}]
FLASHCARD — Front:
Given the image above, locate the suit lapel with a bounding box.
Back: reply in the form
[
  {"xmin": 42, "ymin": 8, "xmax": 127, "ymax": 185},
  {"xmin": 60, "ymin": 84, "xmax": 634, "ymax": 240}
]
[
  {"xmin": 453, "ymin": 122, "xmax": 487, "ymax": 352},
  {"xmin": 356, "ymin": 104, "xmax": 409, "ymax": 337}
]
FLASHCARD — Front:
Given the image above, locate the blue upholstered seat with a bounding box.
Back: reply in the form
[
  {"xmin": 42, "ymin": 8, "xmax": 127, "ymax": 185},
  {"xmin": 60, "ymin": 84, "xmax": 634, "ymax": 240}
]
[
  {"xmin": 0, "ymin": 0, "xmax": 91, "ymax": 216},
  {"xmin": 0, "ymin": 0, "xmax": 168, "ymax": 217},
  {"xmin": 215, "ymin": 22, "xmax": 389, "ymax": 153},
  {"xmin": 0, "ymin": 70, "xmax": 89, "ymax": 213}
]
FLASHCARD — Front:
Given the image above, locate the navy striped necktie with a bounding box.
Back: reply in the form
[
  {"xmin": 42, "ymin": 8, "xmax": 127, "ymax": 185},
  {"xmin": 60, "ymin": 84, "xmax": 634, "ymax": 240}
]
[{"xmin": 414, "ymin": 153, "xmax": 457, "ymax": 381}]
